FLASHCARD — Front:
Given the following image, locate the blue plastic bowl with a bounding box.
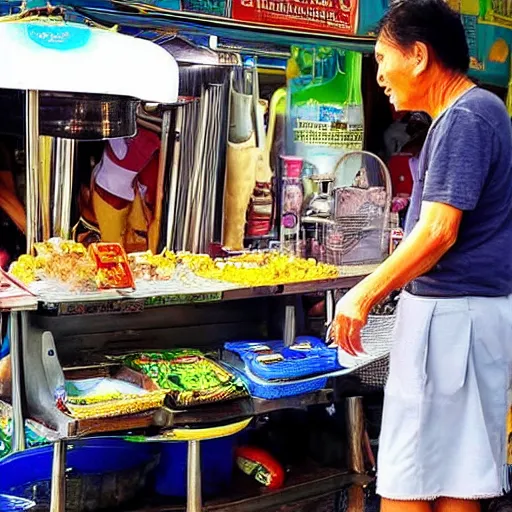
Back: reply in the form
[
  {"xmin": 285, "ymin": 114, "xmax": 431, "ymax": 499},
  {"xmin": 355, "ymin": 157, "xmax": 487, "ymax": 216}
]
[
  {"xmin": 0, "ymin": 439, "xmax": 158, "ymax": 511},
  {"xmin": 0, "ymin": 439, "xmax": 156, "ymax": 492},
  {"xmin": 0, "ymin": 494, "xmax": 35, "ymax": 511},
  {"xmin": 154, "ymin": 436, "xmax": 236, "ymax": 498}
]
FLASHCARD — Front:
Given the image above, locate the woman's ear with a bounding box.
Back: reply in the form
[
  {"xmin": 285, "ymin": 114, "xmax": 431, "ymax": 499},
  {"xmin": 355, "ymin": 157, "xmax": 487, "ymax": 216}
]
[{"xmin": 412, "ymin": 42, "xmax": 429, "ymax": 77}]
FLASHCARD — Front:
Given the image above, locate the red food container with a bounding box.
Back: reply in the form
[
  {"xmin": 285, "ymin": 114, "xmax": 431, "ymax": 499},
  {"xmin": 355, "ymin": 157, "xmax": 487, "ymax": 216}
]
[{"xmin": 88, "ymin": 243, "xmax": 135, "ymax": 290}]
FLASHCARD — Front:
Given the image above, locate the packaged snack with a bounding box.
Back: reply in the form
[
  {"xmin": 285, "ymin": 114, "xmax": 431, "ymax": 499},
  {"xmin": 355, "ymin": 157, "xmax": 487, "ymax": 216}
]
[
  {"xmin": 121, "ymin": 350, "xmax": 248, "ymax": 409},
  {"xmin": 63, "ymin": 377, "xmax": 166, "ymax": 420}
]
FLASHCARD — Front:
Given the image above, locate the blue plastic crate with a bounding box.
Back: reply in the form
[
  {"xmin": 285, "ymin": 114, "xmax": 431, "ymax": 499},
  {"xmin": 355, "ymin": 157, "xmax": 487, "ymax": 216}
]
[
  {"xmin": 223, "ymin": 336, "xmax": 340, "ymax": 382},
  {"xmin": 228, "ymin": 365, "xmax": 328, "ymax": 400}
]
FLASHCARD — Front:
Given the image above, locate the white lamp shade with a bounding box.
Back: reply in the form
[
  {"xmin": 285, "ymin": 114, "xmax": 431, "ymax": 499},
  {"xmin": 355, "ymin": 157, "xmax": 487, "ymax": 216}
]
[{"xmin": 0, "ymin": 20, "xmax": 179, "ymax": 103}]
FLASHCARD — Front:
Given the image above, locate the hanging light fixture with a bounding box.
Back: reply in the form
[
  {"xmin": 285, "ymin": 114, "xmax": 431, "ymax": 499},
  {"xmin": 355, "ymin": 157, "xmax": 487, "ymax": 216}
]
[
  {"xmin": 0, "ymin": 20, "xmax": 178, "ymax": 139},
  {"xmin": 0, "ymin": 18, "xmax": 179, "ymax": 252}
]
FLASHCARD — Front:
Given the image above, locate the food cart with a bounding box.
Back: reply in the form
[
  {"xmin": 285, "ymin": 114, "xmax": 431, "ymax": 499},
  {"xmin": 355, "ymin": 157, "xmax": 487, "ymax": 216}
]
[{"xmin": 0, "ymin": 1, "xmax": 509, "ymax": 512}]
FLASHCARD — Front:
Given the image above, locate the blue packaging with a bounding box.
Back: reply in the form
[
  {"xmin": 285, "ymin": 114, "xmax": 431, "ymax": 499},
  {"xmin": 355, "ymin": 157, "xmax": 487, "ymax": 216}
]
[
  {"xmin": 222, "ymin": 336, "xmax": 341, "ymax": 399},
  {"xmin": 229, "ymin": 365, "xmax": 328, "ymax": 400},
  {"xmin": 223, "ymin": 336, "xmax": 341, "ymax": 381}
]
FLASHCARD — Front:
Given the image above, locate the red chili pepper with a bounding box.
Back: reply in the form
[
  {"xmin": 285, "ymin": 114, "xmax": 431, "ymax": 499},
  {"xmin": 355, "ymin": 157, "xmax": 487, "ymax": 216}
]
[{"xmin": 235, "ymin": 446, "xmax": 285, "ymax": 489}]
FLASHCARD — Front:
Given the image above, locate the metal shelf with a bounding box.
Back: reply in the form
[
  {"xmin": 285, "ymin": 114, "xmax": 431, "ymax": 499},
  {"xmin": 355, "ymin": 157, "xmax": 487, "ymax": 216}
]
[
  {"xmin": 154, "ymin": 389, "xmax": 334, "ymax": 428},
  {"xmin": 39, "ymin": 389, "xmax": 334, "ymax": 439},
  {"xmin": 36, "ymin": 267, "xmax": 376, "ymax": 316}
]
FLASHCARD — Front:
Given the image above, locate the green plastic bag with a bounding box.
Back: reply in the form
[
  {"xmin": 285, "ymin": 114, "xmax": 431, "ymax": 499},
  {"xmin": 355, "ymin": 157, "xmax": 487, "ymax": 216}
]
[{"xmin": 121, "ymin": 350, "xmax": 249, "ymax": 409}]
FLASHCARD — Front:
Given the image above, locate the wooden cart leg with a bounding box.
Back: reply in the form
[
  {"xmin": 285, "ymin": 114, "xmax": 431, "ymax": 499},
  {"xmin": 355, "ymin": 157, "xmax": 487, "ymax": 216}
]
[
  {"xmin": 10, "ymin": 311, "xmax": 25, "ymax": 453},
  {"xmin": 345, "ymin": 396, "xmax": 366, "ymax": 512},
  {"xmin": 25, "ymin": 89, "xmax": 40, "ymax": 255},
  {"xmin": 346, "ymin": 396, "xmax": 365, "ymax": 473},
  {"xmin": 50, "ymin": 440, "xmax": 66, "ymax": 512},
  {"xmin": 186, "ymin": 440, "xmax": 202, "ymax": 512}
]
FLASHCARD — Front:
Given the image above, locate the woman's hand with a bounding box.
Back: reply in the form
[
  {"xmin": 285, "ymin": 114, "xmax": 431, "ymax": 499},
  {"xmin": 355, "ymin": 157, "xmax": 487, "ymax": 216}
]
[{"xmin": 331, "ymin": 289, "xmax": 370, "ymax": 356}]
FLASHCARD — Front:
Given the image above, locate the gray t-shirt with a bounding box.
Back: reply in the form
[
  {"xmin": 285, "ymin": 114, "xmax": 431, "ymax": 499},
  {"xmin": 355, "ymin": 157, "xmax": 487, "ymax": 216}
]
[{"xmin": 405, "ymin": 87, "xmax": 512, "ymax": 297}]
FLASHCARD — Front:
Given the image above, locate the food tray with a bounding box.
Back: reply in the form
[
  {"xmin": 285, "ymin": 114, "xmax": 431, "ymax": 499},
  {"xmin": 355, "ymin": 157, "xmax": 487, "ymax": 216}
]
[{"xmin": 223, "ymin": 336, "xmax": 341, "ymax": 381}]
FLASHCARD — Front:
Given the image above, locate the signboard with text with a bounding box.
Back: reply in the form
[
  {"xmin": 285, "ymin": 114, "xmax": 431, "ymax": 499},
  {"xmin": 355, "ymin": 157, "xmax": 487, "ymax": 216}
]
[{"xmin": 231, "ymin": 0, "xmax": 359, "ymax": 36}]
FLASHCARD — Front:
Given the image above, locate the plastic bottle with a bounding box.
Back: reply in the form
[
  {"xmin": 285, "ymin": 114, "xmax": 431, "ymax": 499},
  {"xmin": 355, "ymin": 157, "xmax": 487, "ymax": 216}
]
[{"xmin": 280, "ymin": 156, "xmax": 304, "ymax": 255}]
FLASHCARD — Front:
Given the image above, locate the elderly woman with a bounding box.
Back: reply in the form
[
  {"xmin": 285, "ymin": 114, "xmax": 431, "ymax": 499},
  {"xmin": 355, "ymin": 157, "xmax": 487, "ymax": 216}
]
[{"xmin": 332, "ymin": 1, "xmax": 512, "ymax": 511}]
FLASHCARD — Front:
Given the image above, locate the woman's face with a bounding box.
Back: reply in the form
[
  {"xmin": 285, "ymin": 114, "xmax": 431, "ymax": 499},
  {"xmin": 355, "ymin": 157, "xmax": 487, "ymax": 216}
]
[{"xmin": 375, "ymin": 34, "xmax": 425, "ymax": 112}]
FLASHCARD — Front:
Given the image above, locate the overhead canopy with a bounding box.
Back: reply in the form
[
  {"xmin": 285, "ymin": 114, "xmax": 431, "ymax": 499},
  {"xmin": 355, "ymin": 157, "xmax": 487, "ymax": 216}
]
[{"xmin": 0, "ymin": 19, "xmax": 179, "ymax": 103}]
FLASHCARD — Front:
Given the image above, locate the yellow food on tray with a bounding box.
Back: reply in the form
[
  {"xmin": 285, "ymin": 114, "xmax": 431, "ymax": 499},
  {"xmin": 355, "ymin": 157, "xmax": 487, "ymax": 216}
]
[
  {"xmin": 9, "ymin": 241, "xmax": 340, "ymax": 291},
  {"xmin": 9, "ymin": 254, "xmax": 44, "ymax": 284},
  {"xmin": 129, "ymin": 251, "xmax": 177, "ymax": 280},
  {"xmin": 176, "ymin": 252, "xmax": 216, "ymax": 273},
  {"xmin": 34, "ymin": 239, "xmax": 87, "ymax": 257},
  {"xmin": 45, "ymin": 253, "xmax": 97, "ymax": 291},
  {"xmin": 66, "ymin": 391, "xmax": 166, "ymax": 420},
  {"xmin": 177, "ymin": 251, "xmax": 340, "ymax": 286},
  {"xmin": 9, "ymin": 239, "xmax": 96, "ymax": 289}
]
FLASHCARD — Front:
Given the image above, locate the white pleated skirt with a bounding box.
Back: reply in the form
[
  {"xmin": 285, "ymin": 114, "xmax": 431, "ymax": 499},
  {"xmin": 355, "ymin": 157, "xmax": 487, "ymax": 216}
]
[{"xmin": 377, "ymin": 291, "xmax": 512, "ymax": 500}]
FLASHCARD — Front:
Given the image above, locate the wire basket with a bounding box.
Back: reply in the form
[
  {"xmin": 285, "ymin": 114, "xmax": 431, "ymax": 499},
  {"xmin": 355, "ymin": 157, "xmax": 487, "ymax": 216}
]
[
  {"xmin": 360, "ymin": 314, "xmax": 396, "ymax": 355},
  {"xmin": 337, "ymin": 314, "xmax": 395, "ymax": 390},
  {"xmin": 310, "ymin": 151, "xmax": 392, "ymax": 266},
  {"xmin": 353, "ymin": 355, "xmax": 390, "ymax": 389},
  {"xmin": 324, "ymin": 213, "xmax": 387, "ymax": 266}
]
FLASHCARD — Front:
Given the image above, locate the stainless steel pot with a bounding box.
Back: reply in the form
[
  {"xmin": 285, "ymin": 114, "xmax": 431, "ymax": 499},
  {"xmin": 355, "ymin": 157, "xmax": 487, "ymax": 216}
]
[{"xmin": 0, "ymin": 89, "xmax": 138, "ymax": 140}]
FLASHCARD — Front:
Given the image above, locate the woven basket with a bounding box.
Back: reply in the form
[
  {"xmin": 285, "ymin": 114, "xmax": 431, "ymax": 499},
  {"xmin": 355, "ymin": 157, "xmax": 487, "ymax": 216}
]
[{"xmin": 353, "ymin": 355, "xmax": 390, "ymax": 389}]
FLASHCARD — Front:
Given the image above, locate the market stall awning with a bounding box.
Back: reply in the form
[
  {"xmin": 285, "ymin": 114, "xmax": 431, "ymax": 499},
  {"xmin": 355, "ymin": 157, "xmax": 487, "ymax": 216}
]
[{"xmin": 0, "ymin": 19, "xmax": 179, "ymax": 103}]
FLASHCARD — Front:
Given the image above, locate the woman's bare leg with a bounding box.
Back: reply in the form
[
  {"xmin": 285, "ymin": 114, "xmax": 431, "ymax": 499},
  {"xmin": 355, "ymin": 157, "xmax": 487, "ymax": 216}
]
[
  {"xmin": 434, "ymin": 498, "xmax": 480, "ymax": 512},
  {"xmin": 381, "ymin": 498, "xmax": 433, "ymax": 512}
]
